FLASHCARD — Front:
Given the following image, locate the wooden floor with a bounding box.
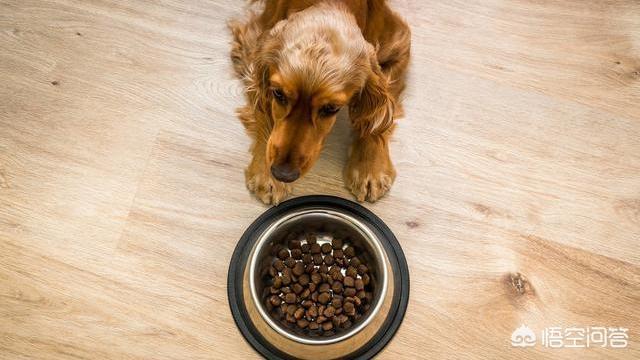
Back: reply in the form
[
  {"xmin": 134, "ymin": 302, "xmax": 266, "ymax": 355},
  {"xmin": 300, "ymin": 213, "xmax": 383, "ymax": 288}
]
[{"xmin": 1, "ymin": 0, "xmax": 639, "ymax": 359}]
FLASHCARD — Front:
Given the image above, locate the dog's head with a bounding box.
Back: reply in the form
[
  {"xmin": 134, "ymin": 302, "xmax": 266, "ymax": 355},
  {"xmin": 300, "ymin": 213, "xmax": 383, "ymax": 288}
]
[{"xmin": 249, "ymin": 3, "xmax": 394, "ymax": 183}]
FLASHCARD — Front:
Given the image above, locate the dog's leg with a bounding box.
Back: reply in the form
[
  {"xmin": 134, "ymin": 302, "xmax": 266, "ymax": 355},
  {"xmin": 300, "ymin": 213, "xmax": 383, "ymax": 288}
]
[
  {"xmin": 345, "ymin": 126, "xmax": 396, "ymax": 202},
  {"xmin": 239, "ymin": 106, "xmax": 291, "ymax": 205},
  {"xmin": 346, "ymin": 19, "xmax": 409, "ymax": 203}
]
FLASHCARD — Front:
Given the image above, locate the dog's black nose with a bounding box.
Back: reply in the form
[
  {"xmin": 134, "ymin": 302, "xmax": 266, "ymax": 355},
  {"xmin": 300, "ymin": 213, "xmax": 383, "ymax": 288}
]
[{"xmin": 270, "ymin": 164, "xmax": 300, "ymax": 183}]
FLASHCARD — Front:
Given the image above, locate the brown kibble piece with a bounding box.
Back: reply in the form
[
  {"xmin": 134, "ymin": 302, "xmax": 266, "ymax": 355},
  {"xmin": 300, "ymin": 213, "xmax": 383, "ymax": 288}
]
[
  {"xmin": 311, "ymin": 291, "xmax": 319, "ymax": 302},
  {"xmin": 319, "ymin": 264, "xmax": 328, "ymax": 274},
  {"xmin": 309, "ymin": 321, "xmax": 319, "ymax": 330},
  {"xmin": 298, "ymin": 274, "xmax": 309, "ymax": 286},
  {"xmin": 331, "ymin": 271, "xmax": 343, "ymax": 281},
  {"xmin": 344, "ymin": 287, "xmax": 356, "ymax": 297},
  {"xmin": 285, "ymin": 293, "xmax": 296, "ymax": 304},
  {"xmin": 357, "ymin": 290, "xmax": 366, "ymax": 299},
  {"xmin": 346, "ymin": 266, "xmax": 358, "ymax": 278},
  {"xmin": 343, "ymin": 301, "xmax": 355, "ymax": 315},
  {"xmin": 287, "ymin": 304, "xmax": 297, "ymax": 316},
  {"xmin": 308, "ymin": 283, "xmax": 316, "ymax": 293},
  {"xmin": 269, "ymin": 295, "xmax": 281, "ymax": 306},
  {"xmin": 302, "ymin": 300, "xmax": 313, "ymax": 308},
  {"xmin": 318, "ymin": 292, "xmax": 331, "ymax": 304},
  {"xmin": 317, "ymin": 315, "xmax": 327, "ymax": 324},
  {"xmin": 293, "ymin": 262, "xmax": 305, "ymax": 276},
  {"xmin": 362, "ymin": 273, "xmax": 370, "ymax": 286},
  {"xmin": 301, "ymin": 243, "xmax": 310, "ymax": 253},
  {"xmin": 311, "ymin": 273, "xmax": 322, "ymax": 284},
  {"xmin": 331, "ymin": 237, "xmax": 343, "ymax": 249},
  {"xmin": 343, "ymin": 276, "xmax": 355, "ymax": 287},
  {"xmin": 332, "ymin": 297, "xmax": 343, "ymax": 308},
  {"xmin": 333, "ymin": 249, "xmax": 344, "ymax": 259},
  {"xmin": 268, "ymin": 266, "xmax": 277, "ymax": 277},
  {"xmin": 301, "ymin": 289, "xmax": 310, "ymax": 301},
  {"xmin": 349, "ymin": 257, "xmax": 361, "ymax": 267},
  {"xmin": 278, "ymin": 249, "xmax": 290, "ymax": 260},
  {"xmin": 292, "ymin": 283, "xmax": 304, "ymax": 294},
  {"xmin": 308, "ymin": 305, "xmax": 318, "ymax": 318},
  {"xmin": 297, "ymin": 319, "xmax": 309, "ymax": 328},
  {"xmin": 291, "ymin": 248, "xmax": 302, "ymax": 259},
  {"xmin": 310, "ymin": 243, "xmax": 321, "ymax": 254},
  {"xmin": 281, "ymin": 286, "xmax": 291, "ymax": 294},
  {"xmin": 273, "ymin": 259, "xmax": 285, "ymax": 271},
  {"xmin": 313, "ymin": 254, "xmax": 323, "ymax": 265},
  {"xmin": 289, "ymin": 240, "xmax": 301, "ymax": 249},
  {"xmin": 332, "ymin": 281, "xmax": 343, "ymax": 294},
  {"xmin": 357, "ymin": 264, "xmax": 368, "ymax": 275},
  {"xmin": 322, "ymin": 321, "xmax": 333, "ymax": 331},
  {"xmin": 281, "ymin": 274, "xmax": 291, "ymax": 286},
  {"xmin": 305, "ymin": 264, "xmax": 315, "ymax": 273},
  {"xmin": 284, "ymin": 257, "xmax": 296, "ymax": 268},
  {"xmin": 302, "ymin": 254, "xmax": 312, "ymax": 264},
  {"xmin": 321, "ymin": 243, "xmax": 332, "ymax": 254},
  {"xmin": 273, "ymin": 277, "xmax": 282, "ymax": 289},
  {"xmin": 324, "ymin": 255, "xmax": 334, "ymax": 265},
  {"xmin": 319, "ymin": 283, "xmax": 330, "ymax": 293},
  {"xmin": 344, "ymin": 246, "xmax": 355, "ymax": 258},
  {"xmin": 294, "ymin": 307, "xmax": 305, "ymax": 320},
  {"xmin": 323, "ymin": 273, "xmax": 332, "ymax": 283},
  {"xmin": 355, "ymin": 278, "xmax": 364, "ymax": 291},
  {"xmin": 323, "ymin": 305, "xmax": 336, "ymax": 317}
]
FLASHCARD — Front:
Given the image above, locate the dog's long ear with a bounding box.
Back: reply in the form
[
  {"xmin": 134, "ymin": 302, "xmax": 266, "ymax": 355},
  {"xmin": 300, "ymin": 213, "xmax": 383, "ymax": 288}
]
[
  {"xmin": 349, "ymin": 53, "xmax": 395, "ymax": 137},
  {"xmin": 250, "ymin": 53, "xmax": 271, "ymax": 115},
  {"xmin": 247, "ymin": 20, "xmax": 287, "ymax": 118}
]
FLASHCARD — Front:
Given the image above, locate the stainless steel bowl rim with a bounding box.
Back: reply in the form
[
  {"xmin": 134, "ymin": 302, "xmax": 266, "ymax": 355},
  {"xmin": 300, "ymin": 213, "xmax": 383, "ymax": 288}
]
[{"xmin": 248, "ymin": 207, "xmax": 389, "ymax": 345}]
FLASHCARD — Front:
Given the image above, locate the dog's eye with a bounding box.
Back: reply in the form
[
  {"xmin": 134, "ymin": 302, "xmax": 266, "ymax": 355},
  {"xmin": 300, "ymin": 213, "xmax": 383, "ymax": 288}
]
[
  {"xmin": 319, "ymin": 104, "xmax": 340, "ymax": 117},
  {"xmin": 272, "ymin": 88, "xmax": 287, "ymax": 105}
]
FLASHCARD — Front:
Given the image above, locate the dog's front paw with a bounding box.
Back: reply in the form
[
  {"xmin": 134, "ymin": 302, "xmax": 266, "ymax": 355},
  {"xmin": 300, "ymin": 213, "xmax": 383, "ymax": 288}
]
[
  {"xmin": 345, "ymin": 159, "xmax": 396, "ymax": 203},
  {"xmin": 246, "ymin": 169, "xmax": 291, "ymax": 205}
]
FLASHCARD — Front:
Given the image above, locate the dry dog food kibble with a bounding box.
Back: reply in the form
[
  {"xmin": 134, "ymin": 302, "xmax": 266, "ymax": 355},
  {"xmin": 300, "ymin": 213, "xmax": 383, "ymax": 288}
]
[{"xmin": 264, "ymin": 234, "xmax": 374, "ymax": 336}]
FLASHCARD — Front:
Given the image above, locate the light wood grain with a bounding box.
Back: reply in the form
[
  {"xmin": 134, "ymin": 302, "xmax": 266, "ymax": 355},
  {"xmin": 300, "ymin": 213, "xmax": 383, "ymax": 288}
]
[{"xmin": 1, "ymin": 0, "xmax": 639, "ymax": 359}]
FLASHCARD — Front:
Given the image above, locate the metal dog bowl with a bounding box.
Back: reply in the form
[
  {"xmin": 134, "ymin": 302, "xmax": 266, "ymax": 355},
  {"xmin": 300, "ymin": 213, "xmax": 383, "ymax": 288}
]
[{"xmin": 228, "ymin": 195, "xmax": 409, "ymax": 359}]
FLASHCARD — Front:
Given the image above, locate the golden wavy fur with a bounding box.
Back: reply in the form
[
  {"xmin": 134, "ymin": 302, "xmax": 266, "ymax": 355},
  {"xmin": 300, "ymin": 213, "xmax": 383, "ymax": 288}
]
[{"xmin": 229, "ymin": 0, "xmax": 410, "ymax": 204}]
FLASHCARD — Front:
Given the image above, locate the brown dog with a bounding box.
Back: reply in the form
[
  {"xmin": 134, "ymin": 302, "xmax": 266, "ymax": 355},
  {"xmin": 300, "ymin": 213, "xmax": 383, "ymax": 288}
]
[{"xmin": 229, "ymin": 0, "xmax": 410, "ymax": 204}]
